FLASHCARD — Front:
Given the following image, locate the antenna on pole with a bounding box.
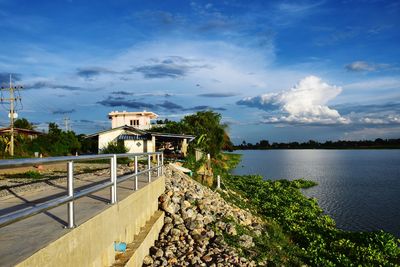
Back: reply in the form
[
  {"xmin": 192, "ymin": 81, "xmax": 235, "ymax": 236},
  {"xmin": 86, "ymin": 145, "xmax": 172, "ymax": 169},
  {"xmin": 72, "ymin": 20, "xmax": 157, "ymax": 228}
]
[{"xmin": 0, "ymin": 74, "xmax": 23, "ymax": 156}]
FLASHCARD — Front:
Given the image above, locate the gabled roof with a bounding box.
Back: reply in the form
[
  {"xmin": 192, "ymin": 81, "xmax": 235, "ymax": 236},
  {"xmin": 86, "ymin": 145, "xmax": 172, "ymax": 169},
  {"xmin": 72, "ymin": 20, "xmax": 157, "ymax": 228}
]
[
  {"xmin": 108, "ymin": 111, "xmax": 158, "ymax": 119},
  {"xmin": 0, "ymin": 127, "xmax": 44, "ymax": 136},
  {"xmin": 148, "ymin": 132, "xmax": 196, "ymax": 141},
  {"xmin": 85, "ymin": 125, "xmax": 196, "ymax": 142},
  {"xmin": 85, "ymin": 125, "xmax": 147, "ymax": 138}
]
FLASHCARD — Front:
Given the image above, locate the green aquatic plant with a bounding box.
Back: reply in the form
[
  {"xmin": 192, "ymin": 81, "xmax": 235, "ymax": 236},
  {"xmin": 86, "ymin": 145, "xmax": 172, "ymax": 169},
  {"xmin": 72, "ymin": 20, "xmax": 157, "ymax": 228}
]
[{"xmin": 223, "ymin": 174, "xmax": 400, "ymax": 266}]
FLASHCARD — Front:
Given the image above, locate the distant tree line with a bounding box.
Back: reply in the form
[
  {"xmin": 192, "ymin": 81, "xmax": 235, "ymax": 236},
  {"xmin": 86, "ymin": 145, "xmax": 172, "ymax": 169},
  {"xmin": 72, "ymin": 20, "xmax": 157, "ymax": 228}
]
[{"xmin": 235, "ymin": 138, "xmax": 400, "ymax": 150}]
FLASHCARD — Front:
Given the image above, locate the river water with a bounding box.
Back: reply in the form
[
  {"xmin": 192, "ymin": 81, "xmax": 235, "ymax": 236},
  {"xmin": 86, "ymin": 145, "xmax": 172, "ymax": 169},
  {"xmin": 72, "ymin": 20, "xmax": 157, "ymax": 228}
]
[{"xmin": 231, "ymin": 150, "xmax": 400, "ymax": 237}]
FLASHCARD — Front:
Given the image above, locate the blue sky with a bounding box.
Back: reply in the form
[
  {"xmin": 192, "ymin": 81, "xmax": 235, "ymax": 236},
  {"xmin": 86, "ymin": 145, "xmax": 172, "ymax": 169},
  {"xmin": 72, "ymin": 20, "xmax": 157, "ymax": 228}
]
[{"xmin": 0, "ymin": 0, "xmax": 399, "ymax": 143}]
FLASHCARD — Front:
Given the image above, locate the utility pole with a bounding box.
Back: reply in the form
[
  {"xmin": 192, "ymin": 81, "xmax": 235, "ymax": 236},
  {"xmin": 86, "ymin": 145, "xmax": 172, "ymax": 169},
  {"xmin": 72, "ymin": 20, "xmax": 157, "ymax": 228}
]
[
  {"xmin": 64, "ymin": 117, "xmax": 70, "ymax": 131},
  {"xmin": 0, "ymin": 74, "xmax": 22, "ymax": 156}
]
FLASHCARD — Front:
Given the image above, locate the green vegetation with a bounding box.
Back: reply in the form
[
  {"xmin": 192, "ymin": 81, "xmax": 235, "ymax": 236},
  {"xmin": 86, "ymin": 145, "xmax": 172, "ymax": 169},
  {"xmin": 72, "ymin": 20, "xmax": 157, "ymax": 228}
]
[
  {"xmin": 222, "ymin": 173, "xmax": 400, "ymax": 266},
  {"xmin": 30, "ymin": 123, "xmax": 81, "ymax": 156},
  {"xmin": 0, "ymin": 118, "xmax": 97, "ymax": 158},
  {"xmin": 100, "ymin": 141, "xmax": 128, "ymax": 154},
  {"xmin": 14, "ymin": 118, "xmax": 34, "ymax": 130},
  {"xmin": 152, "ymin": 110, "xmax": 233, "ymax": 156},
  {"xmin": 218, "ymin": 217, "xmax": 304, "ymax": 265},
  {"xmin": 4, "ymin": 170, "xmax": 43, "ymax": 180}
]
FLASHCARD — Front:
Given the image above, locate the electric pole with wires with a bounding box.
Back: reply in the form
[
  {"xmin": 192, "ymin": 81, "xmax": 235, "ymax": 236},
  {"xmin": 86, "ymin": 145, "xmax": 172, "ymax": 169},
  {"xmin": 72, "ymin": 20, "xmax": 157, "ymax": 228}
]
[
  {"xmin": 64, "ymin": 117, "xmax": 70, "ymax": 132},
  {"xmin": 0, "ymin": 74, "xmax": 23, "ymax": 156}
]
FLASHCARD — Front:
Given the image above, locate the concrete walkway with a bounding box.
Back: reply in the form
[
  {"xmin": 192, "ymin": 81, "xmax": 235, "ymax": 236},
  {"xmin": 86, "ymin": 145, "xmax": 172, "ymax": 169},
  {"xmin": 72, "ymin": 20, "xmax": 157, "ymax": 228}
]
[{"xmin": 0, "ymin": 167, "xmax": 161, "ymax": 267}]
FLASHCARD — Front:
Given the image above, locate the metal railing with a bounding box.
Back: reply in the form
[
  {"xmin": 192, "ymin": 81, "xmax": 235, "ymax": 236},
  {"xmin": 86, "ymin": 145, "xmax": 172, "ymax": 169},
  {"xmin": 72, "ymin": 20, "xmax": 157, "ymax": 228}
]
[{"xmin": 0, "ymin": 152, "xmax": 164, "ymax": 229}]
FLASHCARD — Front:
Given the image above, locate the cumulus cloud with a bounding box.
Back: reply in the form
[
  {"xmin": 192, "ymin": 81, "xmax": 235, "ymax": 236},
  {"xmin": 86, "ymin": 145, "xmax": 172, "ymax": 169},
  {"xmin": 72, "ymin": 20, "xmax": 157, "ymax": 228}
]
[{"xmin": 237, "ymin": 76, "xmax": 349, "ymax": 125}]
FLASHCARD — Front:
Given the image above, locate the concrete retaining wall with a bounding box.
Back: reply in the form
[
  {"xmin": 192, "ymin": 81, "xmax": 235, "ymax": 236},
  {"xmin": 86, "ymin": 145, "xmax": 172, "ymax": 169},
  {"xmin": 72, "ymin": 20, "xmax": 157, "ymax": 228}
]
[{"xmin": 16, "ymin": 176, "xmax": 165, "ymax": 267}]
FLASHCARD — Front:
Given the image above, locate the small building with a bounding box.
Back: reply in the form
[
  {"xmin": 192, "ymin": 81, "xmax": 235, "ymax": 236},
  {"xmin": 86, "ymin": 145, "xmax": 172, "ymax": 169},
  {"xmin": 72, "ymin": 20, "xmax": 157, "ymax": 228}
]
[
  {"xmin": 88, "ymin": 125, "xmax": 155, "ymax": 153},
  {"xmin": 87, "ymin": 111, "xmax": 195, "ymax": 156},
  {"xmin": 108, "ymin": 111, "xmax": 158, "ymax": 130},
  {"xmin": 0, "ymin": 127, "xmax": 44, "ymax": 140}
]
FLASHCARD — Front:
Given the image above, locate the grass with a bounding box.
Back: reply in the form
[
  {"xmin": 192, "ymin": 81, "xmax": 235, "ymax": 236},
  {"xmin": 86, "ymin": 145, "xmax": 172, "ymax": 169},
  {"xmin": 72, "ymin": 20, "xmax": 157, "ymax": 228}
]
[{"xmin": 4, "ymin": 170, "xmax": 43, "ymax": 180}]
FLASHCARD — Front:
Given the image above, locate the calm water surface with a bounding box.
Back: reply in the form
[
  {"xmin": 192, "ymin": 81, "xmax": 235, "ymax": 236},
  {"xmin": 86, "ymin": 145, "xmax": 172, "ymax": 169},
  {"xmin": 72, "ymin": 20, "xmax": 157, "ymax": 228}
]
[{"xmin": 232, "ymin": 150, "xmax": 400, "ymax": 237}]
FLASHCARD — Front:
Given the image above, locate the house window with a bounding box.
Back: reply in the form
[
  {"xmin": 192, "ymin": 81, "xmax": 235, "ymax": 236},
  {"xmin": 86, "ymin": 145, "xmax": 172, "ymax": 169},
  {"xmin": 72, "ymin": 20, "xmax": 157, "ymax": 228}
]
[{"xmin": 130, "ymin": 119, "xmax": 140, "ymax": 126}]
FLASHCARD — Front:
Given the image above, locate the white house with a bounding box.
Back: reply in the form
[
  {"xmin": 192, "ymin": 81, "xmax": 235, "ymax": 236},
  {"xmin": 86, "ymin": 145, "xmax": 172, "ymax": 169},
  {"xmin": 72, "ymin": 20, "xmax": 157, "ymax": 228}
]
[
  {"xmin": 87, "ymin": 110, "xmax": 195, "ymax": 155},
  {"xmin": 108, "ymin": 110, "xmax": 158, "ymax": 130},
  {"xmin": 89, "ymin": 125, "xmax": 155, "ymax": 153}
]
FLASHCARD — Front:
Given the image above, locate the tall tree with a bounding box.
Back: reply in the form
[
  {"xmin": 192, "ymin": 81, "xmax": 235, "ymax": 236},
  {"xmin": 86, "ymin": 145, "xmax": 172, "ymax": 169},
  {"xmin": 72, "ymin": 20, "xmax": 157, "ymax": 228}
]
[{"xmin": 14, "ymin": 118, "xmax": 34, "ymax": 130}]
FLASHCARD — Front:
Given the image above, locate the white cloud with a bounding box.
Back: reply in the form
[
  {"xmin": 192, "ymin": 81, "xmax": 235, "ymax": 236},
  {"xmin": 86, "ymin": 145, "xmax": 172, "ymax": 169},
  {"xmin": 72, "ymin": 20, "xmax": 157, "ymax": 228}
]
[
  {"xmin": 345, "ymin": 61, "xmax": 394, "ymax": 72},
  {"xmin": 238, "ymin": 76, "xmax": 350, "ymax": 125},
  {"xmin": 345, "ymin": 61, "xmax": 375, "ymax": 72}
]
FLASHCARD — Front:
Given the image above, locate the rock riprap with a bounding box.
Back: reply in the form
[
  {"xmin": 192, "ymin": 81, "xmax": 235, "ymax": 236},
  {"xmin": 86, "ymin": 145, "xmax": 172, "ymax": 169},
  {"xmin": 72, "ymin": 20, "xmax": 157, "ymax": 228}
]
[{"xmin": 144, "ymin": 165, "xmax": 264, "ymax": 266}]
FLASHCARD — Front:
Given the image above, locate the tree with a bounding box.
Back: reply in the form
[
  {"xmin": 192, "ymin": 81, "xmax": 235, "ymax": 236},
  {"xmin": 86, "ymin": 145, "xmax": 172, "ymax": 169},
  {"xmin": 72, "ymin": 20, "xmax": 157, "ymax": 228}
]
[
  {"xmin": 14, "ymin": 118, "xmax": 34, "ymax": 130},
  {"xmin": 101, "ymin": 141, "xmax": 127, "ymax": 154},
  {"xmin": 31, "ymin": 123, "xmax": 81, "ymax": 156},
  {"xmin": 152, "ymin": 111, "xmax": 232, "ymax": 156},
  {"xmin": 181, "ymin": 111, "xmax": 230, "ymax": 156}
]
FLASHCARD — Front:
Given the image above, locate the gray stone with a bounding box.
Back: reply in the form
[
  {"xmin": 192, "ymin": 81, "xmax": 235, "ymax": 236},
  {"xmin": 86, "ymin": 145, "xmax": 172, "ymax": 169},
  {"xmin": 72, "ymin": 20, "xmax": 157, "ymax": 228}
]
[
  {"xmin": 239, "ymin": 234, "xmax": 254, "ymax": 248},
  {"xmin": 143, "ymin": 255, "xmax": 153, "ymax": 265},
  {"xmin": 155, "ymin": 248, "xmax": 164, "ymax": 258},
  {"xmin": 226, "ymin": 223, "xmax": 237, "ymax": 236},
  {"xmin": 162, "ymin": 223, "xmax": 173, "ymax": 234},
  {"xmin": 171, "ymin": 228, "xmax": 180, "ymax": 236}
]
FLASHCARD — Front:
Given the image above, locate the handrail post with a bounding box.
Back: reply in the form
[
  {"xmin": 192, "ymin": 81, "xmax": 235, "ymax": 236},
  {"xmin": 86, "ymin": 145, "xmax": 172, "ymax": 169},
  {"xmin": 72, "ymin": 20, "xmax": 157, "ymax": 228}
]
[
  {"xmin": 148, "ymin": 154, "xmax": 151, "ymax": 183},
  {"xmin": 134, "ymin": 155, "xmax": 138, "ymax": 190},
  {"xmin": 161, "ymin": 153, "xmax": 164, "ymax": 175},
  {"xmin": 157, "ymin": 153, "xmax": 160, "ymax": 177},
  {"xmin": 67, "ymin": 161, "xmax": 75, "ymax": 228},
  {"xmin": 110, "ymin": 154, "xmax": 117, "ymax": 204}
]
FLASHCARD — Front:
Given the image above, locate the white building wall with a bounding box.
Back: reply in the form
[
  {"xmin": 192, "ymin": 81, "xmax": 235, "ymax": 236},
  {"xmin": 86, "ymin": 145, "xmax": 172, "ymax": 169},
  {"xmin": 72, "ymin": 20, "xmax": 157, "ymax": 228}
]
[
  {"xmin": 110, "ymin": 114, "xmax": 152, "ymax": 130},
  {"xmin": 124, "ymin": 139, "xmax": 155, "ymax": 153},
  {"xmin": 98, "ymin": 129, "xmax": 125, "ymax": 152},
  {"xmin": 124, "ymin": 140, "xmax": 145, "ymax": 153}
]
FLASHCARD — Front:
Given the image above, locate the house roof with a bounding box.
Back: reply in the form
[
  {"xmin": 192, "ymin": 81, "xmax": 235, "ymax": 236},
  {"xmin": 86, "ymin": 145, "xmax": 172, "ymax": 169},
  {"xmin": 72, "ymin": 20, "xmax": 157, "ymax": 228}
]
[
  {"xmin": 118, "ymin": 134, "xmax": 150, "ymax": 140},
  {"xmin": 148, "ymin": 132, "xmax": 196, "ymax": 141},
  {"xmin": 0, "ymin": 127, "xmax": 44, "ymax": 136},
  {"xmin": 86, "ymin": 126, "xmax": 196, "ymax": 142},
  {"xmin": 108, "ymin": 111, "xmax": 158, "ymax": 119},
  {"xmin": 85, "ymin": 125, "xmax": 147, "ymax": 138}
]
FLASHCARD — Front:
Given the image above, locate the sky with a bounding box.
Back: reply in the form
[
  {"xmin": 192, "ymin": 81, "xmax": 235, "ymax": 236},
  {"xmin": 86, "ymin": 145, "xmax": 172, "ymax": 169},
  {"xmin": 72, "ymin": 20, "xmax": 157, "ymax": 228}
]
[{"xmin": 0, "ymin": 0, "xmax": 399, "ymax": 143}]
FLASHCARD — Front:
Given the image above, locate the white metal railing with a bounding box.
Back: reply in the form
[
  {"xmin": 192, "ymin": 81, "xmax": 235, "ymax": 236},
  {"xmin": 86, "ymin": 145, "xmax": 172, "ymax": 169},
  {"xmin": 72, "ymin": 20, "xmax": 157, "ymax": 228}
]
[{"xmin": 0, "ymin": 152, "xmax": 164, "ymax": 229}]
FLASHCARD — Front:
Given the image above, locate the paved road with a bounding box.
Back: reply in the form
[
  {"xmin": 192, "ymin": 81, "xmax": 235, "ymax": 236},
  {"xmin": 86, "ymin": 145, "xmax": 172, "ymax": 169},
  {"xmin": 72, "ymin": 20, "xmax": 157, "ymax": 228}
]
[{"xmin": 0, "ymin": 166, "xmax": 161, "ymax": 267}]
